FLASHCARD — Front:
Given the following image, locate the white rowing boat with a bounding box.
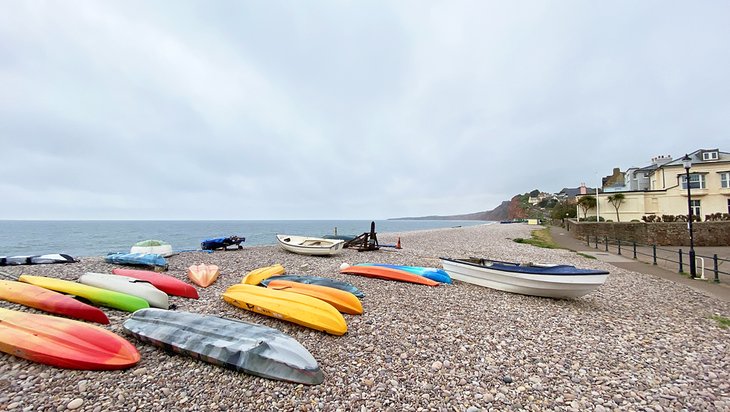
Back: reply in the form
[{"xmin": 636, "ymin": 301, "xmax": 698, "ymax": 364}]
[{"xmin": 276, "ymin": 235, "xmax": 345, "ymax": 256}]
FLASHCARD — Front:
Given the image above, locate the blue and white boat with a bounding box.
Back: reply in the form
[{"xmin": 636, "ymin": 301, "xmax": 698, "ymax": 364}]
[{"xmin": 439, "ymin": 257, "xmax": 609, "ymax": 299}]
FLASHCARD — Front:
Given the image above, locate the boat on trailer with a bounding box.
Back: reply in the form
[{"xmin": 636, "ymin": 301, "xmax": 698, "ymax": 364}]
[
  {"xmin": 276, "ymin": 235, "xmax": 344, "ymax": 256},
  {"xmin": 439, "ymin": 257, "xmax": 609, "ymax": 299}
]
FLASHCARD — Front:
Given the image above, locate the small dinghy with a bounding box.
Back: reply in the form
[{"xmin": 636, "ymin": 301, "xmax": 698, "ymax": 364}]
[
  {"xmin": 130, "ymin": 240, "xmax": 174, "ymax": 257},
  {"xmin": 439, "ymin": 257, "xmax": 610, "ymax": 299},
  {"xmin": 276, "ymin": 235, "xmax": 344, "ymax": 256}
]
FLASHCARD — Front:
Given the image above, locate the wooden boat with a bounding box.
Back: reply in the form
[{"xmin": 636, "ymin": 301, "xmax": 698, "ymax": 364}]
[
  {"xmin": 276, "ymin": 235, "xmax": 344, "ymax": 256},
  {"xmin": 123, "ymin": 309, "xmax": 323, "ymax": 385},
  {"xmin": 223, "ymin": 284, "xmax": 347, "ymax": 335},
  {"xmin": 340, "ymin": 265, "xmax": 440, "ymax": 287},
  {"xmin": 187, "ymin": 264, "xmax": 220, "ymax": 287},
  {"xmin": 0, "ymin": 279, "xmax": 109, "ymax": 324},
  {"xmin": 439, "ymin": 257, "xmax": 610, "ymax": 299},
  {"xmin": 0, "ymin": 307, "xmax": 140, "ymax": 370},
  {"xmin": 241, "ymin": 264, "xmax": 285, "ymax": 285},
  {"xmin": 112, "ymin": 268, "xmax": 199, "ymax": 299},
  {"xmin": 18, "ymin": 275, "xmax": 150, "ymax": 312},
  {"xmin": 260, "ymin": 275, "xmax": 365, "ymax": 298},
  {"xmin": 267, "ymin": 280, "xmax": 363, "ymax": 315},
  {"xmin": 130, "ymin": 240, "xmax": 174, "ymax": 257},
  {"xmin": 79, "ymin": 273, "xmax": 169, "ymax": 309}
]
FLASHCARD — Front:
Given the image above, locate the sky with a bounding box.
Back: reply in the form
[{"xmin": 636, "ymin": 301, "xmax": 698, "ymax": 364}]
[{"xmin": 1, "ymin": 1, "xmax": 729, "ymax": 220}]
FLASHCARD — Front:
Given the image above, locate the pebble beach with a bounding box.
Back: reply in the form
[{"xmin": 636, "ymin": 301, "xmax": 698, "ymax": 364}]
[{"xmin": 1, "ymin": 223, "xmax": 729, "ymax": 411}]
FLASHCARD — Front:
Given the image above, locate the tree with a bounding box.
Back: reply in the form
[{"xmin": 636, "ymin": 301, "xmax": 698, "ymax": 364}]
[
  {"xmin": 550, "ymin": 200, "xmax": 577, "ymax": 220},
  {"xmin": 577, "ymin": 195, "xmax": 596, "ymax": 219},
  {"xmin": 607, "ymin": 193, "xmax": 626, "ymax": 222}
]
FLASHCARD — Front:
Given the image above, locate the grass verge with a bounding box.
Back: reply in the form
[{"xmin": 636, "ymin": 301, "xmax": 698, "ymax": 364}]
[
  {"xmin": 513, "ymin": 227, "xmax": 559, "ymax": 249},
  {"xmin": 711, "ymin": 314, "xmax": 730, "ymax": 329}
]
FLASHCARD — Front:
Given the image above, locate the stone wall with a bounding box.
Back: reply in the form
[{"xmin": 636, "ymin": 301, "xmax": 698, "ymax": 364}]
[{"xmin": 564, "ymin": 220, "xmax": 730, "ymax": 246}]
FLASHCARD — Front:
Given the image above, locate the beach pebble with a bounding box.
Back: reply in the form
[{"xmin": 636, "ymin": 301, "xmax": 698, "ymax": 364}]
[{"xmin": 66, "ymin": 399, "xmax": 83, "ymax": 410}]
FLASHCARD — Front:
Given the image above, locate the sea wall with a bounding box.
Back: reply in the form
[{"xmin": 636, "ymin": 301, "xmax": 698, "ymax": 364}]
[{"xmin": 564, "ymin": 220, "xmax": 730, "ymax": 246}]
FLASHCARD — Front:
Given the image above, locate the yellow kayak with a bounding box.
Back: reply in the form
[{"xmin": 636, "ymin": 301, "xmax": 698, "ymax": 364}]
[
  {"xmin": 223, "ymin": 284, "xmax": 347, "ymax": 335},
  {"xmin": 241, "ymin": 264, "xmax": 285, "ymax": 285},
  {"xmin": 19, "ymin": 275, "xmax": 150, "ymax": 312},
  {"xmin": 267, "ymin": 279, "xmax": 363, "ymax": 315}
]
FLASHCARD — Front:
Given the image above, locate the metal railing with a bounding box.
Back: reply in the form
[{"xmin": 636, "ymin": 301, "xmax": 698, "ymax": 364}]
[{"xmin": 585, "ymin": 235, "xmax": 729, "ymax": 283}]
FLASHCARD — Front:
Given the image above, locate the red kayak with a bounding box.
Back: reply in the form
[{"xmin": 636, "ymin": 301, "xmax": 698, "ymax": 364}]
[
  {"xmin": 0, "ymin": 307, "xmax": 140, "ymax": 370},
  {"xmin": 111, "ymin": 268, "xmax": 199, "ymax": 299},
  {"xmin": 0, "ymin": 280, "xmax": 109, "ymax": 324},
  {"xmin": 340, "ymin": 265, "xmax": 440, "ymax": 287}
]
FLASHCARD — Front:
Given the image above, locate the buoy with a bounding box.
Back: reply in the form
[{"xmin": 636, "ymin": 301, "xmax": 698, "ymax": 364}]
[{"xmin": 396, "ymin": 238, "xmax": 402, "ymax": 249}]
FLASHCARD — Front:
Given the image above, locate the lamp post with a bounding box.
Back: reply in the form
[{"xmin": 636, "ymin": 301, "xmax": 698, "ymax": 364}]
[{"xmin": 682, "ymin": 154, "xmax": 697, "ymax": 279}]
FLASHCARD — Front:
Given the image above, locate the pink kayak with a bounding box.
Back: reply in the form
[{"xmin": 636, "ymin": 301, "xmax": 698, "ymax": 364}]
[{"xmin": 111, "ymin": 268, "xmax": 199, "ymax": 299}]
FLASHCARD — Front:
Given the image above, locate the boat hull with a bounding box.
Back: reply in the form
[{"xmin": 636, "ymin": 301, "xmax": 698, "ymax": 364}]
[
  {"xmin": 0, "ymin": 280, "xmax": 109, "ymax": 324},
  {"xmin": 112, "ymin": 268, "xmax": 199, "ymax": 299},
  {"xmin": 123, "ymin": 308, "xmax": 323, "ymax": 385},
  {"xmin": 0, "ymin": 307, "xmax": 139, "ymax": 370},
  {"xmin": 223, "ymin": 284, "xmax": 347, "ymax": 335},
  {"xmin": 276, "ymin": 235, "xmax": 344, "ymax": 256},
  {"xmin": 340, "ymin": 265, "xmax": 440, "ymax": 287},
  {"xmin": 187, "ymin": 264, "xmax": 220, "ymax": 287},
  {"xmin": 242, "ymin": 264, "xmax": 286, "ymax": 285},
  {"xmin": 267, "ymin": 280, "xmax": 363, "ymax": 315},
  {"xmin": 260, "ymin": 275, "xmax": 365, "ymax": 298},
  {"xmin": 19, "ymin": 275, "xmax": 150, "ymax": 312},
  {"xmin": 79, "ymin": 273, "xmax": 169, "ymax": 309},
  {"xmin": 440, "ymin": 258, "xmax": 609, "ymax": 299}
]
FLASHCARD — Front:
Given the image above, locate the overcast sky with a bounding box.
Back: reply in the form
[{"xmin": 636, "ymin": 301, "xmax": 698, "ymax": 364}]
[{"xmin": 1, "ymin": 1, "xmax": 729, "ymax": 220}]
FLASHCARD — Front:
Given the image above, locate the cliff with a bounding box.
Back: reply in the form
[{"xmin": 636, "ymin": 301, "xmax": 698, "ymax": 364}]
[{"xmin": 391, "ymin": 198, "xmax": 515, "ymax": 221}]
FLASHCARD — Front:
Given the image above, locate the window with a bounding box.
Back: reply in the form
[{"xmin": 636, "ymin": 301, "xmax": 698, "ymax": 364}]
[
  {"xmin": 702, "ymin": 151, "xmax": 719, "ymax": 160},
  {"xmin": 681, "ymin": 174, "xmax": 705, "ymax": 189},
  {"xmin": 721, "ymin": 172, "xmax": 730, "ymax": 188},
  {"xmin": 689, "ymin": 200, "xmax": 701, "ymax": 217}
]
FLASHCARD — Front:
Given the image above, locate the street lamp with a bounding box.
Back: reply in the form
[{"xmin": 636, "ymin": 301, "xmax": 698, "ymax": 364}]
[{"xmin": 682, "ymin": 154, "xmax": 697, "ymax": 279}]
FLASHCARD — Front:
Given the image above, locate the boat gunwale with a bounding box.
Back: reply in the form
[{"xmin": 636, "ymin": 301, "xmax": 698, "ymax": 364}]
[{"xmin": 439, "ymin": 257, "xmax": 609, "ymax": 276}]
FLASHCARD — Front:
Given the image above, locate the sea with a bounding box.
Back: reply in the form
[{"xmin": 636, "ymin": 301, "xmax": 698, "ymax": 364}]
[{"xmin": 0, "ymin": 220, "xmax": 488, "ymax": 258}]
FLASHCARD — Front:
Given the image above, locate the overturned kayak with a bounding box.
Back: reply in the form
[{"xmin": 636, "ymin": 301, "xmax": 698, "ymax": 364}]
[
  {"xmin": 357, "ymin": 263, "xmax": 452, "ymax": 284},
  {"xmin": 260, "ymin": 275, "xmax": 365, "ymax": 298},
  {"xmin": 19, "ymin": 275, "xmax": 150, "ymax": 312},
  {"xmin": 130, "ymin": 240, "xmax": 174, "ymax": 257},
  {"xmin": 223, "ymin": 284, "xmax": 347, "ymax": 336},
  {"xmin": 79, "ymin": 273, "xmax": 169, "ymax": 309},
  {"xmin": 241, "ymin": 264, "xmax": 285, "ymax": 285},
  {"xmin": 0, "ymin": 279, "xmax": 109, "ymax": 324},
  {"xmin": 267, "ymin": 280, "xmax": 363, "ymax": 315},
  {"xmin": 340, "ymin": 265, "xmax": 440, "ymax": 287},
  {"xmin": 187, "ymin": 264, "xmax": 220, "ymax": 287},
  {"xmin": 0, "ymin": 307, "xmax": 140, "ymax": 370},
  {"xmin": 112, "ymin": 268, "xmax": 199, "ymax": 299},
  {"xmin": 124, "ymin": 308, "xmax": 323, "ymax": 385},
  {"xmin": 105, "ymin": 253, "xmax": 168, "ymax": 271},
  {"xmin": 0, "ymin": 253, "xmax": 77, "ymax": 266}
]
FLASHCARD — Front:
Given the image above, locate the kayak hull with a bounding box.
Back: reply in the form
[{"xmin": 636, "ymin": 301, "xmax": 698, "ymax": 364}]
[
  {"xmin": 187, "ymin": 264, "xmax": 220, "ymax": 287},
  {"xmin": 79, "ymin": 273, "xmax": 169, "ymax": 309},
  {"xmin": 19, "ymin": 275, "xmax": 150, "ymax": 312},
  {"xmin": 0, "ymin": 280, "xmax": 109, "ymax": 324},
  {"xmin": 260, "ymin": 275, "xmax": 365, "ymax": 298},
  {"xmin": 340, "ymin": 266, "xmax": 440, "ymax": 287},
  {"xmin": 241, "ymin": 264, "xmax": 285, "ymax": 285},
  {"xmin": 267, "ymin": 280, "xmax": 363, "ymax": 315},
  {"xmin": 112, "ymin": 268, "xmax": 199, "ymax": 299},
  {"xmin": 0, "ymin": 307, "xmax": 140, "ymax": 370}
]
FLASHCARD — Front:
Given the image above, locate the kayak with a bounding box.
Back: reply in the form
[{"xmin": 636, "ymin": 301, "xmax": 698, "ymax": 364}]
[
  {"xmin": 223, "ymin": 284, "xmax": 347, "ymax": 336},
  {"xmin": 357, "ymin": 263, "xmax": 452, "ymax": 284},
  {"xmin": 0, "ymin": 253, "xmax": 77, "ymax": 266},
  {"xmin": 105, "ymin": 252, "xmax": 168, "ymax": 271},
  {"xmin": 0, "ymin": 307, "xmax": 140, "ymax": 370},
  {"xmin": 187, "ymin": 264, "xmax": 220, "ymax": 287},
  {"xmin": 260, "ymin": 275, "xmax": 365, "ymax": 298},
  {"xmin": 123, "ymin": 308, "xmax": 323, "ymax": 385},
  {"xmin": 19, "ymin": 275, "xmax": 150, "ymax": 312},
  {"xmin": 111, "ymin": 268, "xmax": 199, "ymax": 299},
  {"xmin": 267, "ymin": 279, "xmax": 363, "ymax": 315},
  {"xmin": 340, "ymin": 265, "xmax": 440, "ymax": 287},
  {"xmin": 0, "ymin": 279, "xmax": 109, "ymax": 324},
  {"xmin": 79, "ymin": 273, "xmax": 169, "ymax": 309},
  {"xmin": 241, "ymin": 264, "xmax": 285, "ymax": 285}
]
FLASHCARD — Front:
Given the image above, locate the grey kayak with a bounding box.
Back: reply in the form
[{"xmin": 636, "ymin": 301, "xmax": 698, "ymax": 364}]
[{"xmin": 123, "ymin": 308, "xmax": 324, "ymax": 385}]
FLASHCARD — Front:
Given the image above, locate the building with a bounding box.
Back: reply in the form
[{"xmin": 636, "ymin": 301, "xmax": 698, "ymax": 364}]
[{"xmin": 577, "ymin": 149, "xmax": 730, "ymax": 222}]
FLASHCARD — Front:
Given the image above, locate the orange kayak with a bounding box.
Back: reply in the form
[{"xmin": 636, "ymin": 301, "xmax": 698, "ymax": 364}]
[
  {"xmin": 0, "ymin": 307, "xmax": 139, "ymax": 370},
  {"xmin": 0, "ymin": 280, "xmax": 109, "ymax": 324},
  {"xmin": 187, "ymin": 264, "xmax": 220, "ymax": 287},
  {"xmin": 267, "ymin": 279, "xmax": 363, "ymax": 315},
  {"xmin": 340, "ymin": 265, "xmax": 440, "ymax": 287}
]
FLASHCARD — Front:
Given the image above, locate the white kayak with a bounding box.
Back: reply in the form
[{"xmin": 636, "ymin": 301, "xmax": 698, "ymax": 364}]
[{"xmin": 79, "ymin": 273, "xmax": 169, "ymax": 309}]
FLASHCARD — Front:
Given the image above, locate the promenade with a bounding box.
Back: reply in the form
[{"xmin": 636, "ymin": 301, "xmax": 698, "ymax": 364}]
[{"xmin": 549, "ymin": 225, "xmax": 730, "ymax": 302}]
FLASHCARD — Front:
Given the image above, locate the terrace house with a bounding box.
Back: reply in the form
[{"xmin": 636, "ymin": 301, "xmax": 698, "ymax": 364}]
[{"xmin": 578, "ymin": 149, "xmax": 730, "ymax": 222}]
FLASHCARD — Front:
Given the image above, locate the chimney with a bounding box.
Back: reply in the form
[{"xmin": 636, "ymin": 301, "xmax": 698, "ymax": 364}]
[
  {"xmin": 579, "ymin": 182, "xmax": 587, "ymax": 195},
  {"xmin": 651, "ymin": 155, "xmax": 673, "ymax": 165}
]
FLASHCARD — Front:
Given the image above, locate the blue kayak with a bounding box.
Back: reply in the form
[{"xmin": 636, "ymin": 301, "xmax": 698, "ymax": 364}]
[
  {"xmin": 356, "ymin": 263, "xmax": 452, "ymax": 284},
  {"xmin": 105, "ymin": 253, "xmax": 168, "ymax": 271}
]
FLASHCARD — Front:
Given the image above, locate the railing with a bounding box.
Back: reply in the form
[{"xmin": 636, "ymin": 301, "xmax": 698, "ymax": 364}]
[{"xmin": 585, "ymin": 235, "xmax": 730, "ymax": 283}]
